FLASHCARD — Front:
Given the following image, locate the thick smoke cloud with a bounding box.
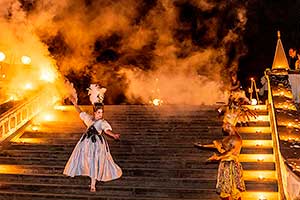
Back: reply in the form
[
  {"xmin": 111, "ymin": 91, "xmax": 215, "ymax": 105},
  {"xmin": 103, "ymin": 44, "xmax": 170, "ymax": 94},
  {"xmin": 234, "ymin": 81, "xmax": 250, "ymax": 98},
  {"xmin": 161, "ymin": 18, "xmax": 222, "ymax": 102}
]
[{"xmin": 0, "ymin": 0, "xmax": 248, "ymax": 105}]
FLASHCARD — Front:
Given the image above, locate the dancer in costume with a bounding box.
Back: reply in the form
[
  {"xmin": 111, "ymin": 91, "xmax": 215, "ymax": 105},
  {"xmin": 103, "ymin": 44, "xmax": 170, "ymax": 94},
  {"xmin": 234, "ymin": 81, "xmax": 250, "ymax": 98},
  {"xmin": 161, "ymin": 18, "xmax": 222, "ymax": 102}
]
[
  {"xmin": 63, "ymin": 84, "xmax": 122, "ymax": 192},
  {"xmin": 208, "ymin": 123, "xmax": 245, "ymax": 200},
  {"xmin": 195, "ymin": 123, "xmax": 245, "ymax": 200}
]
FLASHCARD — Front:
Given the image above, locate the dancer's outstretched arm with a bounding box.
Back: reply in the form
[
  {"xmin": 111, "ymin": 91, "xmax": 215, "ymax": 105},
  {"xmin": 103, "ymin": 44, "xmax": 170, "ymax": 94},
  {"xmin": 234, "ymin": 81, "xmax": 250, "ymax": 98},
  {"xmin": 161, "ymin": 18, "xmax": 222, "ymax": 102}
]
[
  {"xmin": 69, "ymin": 96, "xmax": 83, "ymax": 113},
  {"xmin": 104, "ymin": 129, "xmax": 120, "ymax": 140}
]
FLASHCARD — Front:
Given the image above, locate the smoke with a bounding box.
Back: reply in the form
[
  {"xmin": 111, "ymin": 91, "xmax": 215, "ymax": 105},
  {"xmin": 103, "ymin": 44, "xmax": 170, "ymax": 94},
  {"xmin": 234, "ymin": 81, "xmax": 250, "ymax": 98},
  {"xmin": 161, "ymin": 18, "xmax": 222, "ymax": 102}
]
[{"xmin": 0, "ymin": 0, "xmax": 249, "ymax": 105}]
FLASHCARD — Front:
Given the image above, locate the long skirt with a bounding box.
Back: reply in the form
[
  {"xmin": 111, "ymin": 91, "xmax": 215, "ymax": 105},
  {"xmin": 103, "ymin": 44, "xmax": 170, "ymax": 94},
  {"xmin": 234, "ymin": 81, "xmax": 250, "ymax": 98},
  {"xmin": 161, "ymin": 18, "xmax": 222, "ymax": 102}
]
[
  {"xmin": 63, "ymin": 134, "xmax": 122, "ymax": 182},
  {"xmin": 216, "ymin": 160, "xmax": 246, "ymax": 195}
]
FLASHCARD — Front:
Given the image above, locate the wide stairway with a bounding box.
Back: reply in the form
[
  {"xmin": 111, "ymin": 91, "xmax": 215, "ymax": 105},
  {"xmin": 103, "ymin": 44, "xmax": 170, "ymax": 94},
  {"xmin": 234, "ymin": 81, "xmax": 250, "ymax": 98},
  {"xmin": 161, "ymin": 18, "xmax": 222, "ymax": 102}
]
[{"xmin": 0, "ymin": 105, "xmax": 279, "ymax": 200}]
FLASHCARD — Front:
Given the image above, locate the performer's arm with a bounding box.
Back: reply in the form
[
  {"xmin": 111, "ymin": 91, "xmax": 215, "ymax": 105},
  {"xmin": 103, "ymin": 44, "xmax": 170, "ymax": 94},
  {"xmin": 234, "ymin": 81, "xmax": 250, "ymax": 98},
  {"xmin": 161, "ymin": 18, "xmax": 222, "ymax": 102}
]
[
  {"xmin": 69, "ymin": 96, "xmax": 83, "ymax": 113},
  {"xmin": 104, "ymin": 129, "xmax": 120, "ymax": 140},
  {"xmin": 208, "ymin": 139, "xmax": 242, "ymax": 161}
]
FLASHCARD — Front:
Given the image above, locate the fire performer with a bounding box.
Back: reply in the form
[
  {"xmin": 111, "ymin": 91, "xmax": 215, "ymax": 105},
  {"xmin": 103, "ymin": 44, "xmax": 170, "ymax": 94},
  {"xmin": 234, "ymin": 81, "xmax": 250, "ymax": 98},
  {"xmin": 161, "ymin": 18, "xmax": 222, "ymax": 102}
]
[
  {"xmin": 63, "ymin": 84, "xmax": 122, "ymax": 192},
  {"xmin": 196, "ymin": 124, "xmax": 245, "ymax": 200}
]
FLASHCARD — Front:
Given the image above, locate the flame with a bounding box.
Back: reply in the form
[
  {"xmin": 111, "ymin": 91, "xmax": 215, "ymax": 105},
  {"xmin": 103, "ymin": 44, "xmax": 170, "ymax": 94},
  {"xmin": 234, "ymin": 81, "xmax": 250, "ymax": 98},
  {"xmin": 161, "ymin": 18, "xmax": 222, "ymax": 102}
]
[
  {"xmin": 152, "ymin": 98, "xmax": 162, "ymax": 106},
  {"xmin": 40, "ymin": 67, "xmax": 56, "ymax": 82},
  {"xmin": 21, "ymin": 56, "xmax": 31, "ymax": 65}
]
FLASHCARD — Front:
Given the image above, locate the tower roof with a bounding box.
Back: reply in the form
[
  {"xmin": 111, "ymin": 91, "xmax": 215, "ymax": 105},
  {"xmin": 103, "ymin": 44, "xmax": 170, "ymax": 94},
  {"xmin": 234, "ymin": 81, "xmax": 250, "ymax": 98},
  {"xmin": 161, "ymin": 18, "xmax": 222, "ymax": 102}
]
[{"xmin": 272, "ymin": 31, "xmax": 289, "ymax": 70}]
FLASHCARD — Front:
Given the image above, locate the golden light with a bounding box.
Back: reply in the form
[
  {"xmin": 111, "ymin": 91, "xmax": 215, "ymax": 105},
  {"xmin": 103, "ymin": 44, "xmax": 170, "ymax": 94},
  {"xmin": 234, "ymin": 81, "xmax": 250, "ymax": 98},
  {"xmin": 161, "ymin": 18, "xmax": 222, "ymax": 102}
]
[
  {"xmin": 256, "ymin": 129, "xmax": 262, "ymax": 133},
  {"xmin": 257, "ymin": 156, "xmax": 265, "ymax": 162},
  {"xmin": 21, "ymin": 55, "xmax": 31, "ymax": 65},
  {"xmin": 0, "ymin": 51, "xmax": 5, "ymax": 62},
  {"xmin": 243, "ymin": 170, "xmax": 277, "ymax": 181},
  {"xmin": 258, "ymin": 194, "xmax": 267, "ymax": 200},
  {"xmin": 54, "ymin": 105, "xmax": 66, "ymax": 111},
  {"xmin": 42, "ymin": 113, "xmax": 55, "ymax": 121},
  {"xmin": 24, "ymin": 82, "xmax": 33, "ymax": 90},
  {"xmin": 258, "ymin": 175, "xmax": 265, "ymax": 180},
  {"xmin": 239, "ymin": 154, "xmax": 274, "ymax": 162},
  {"xmin": 287, "ymin": 123, "xmax": 293, "ymax": 128},
  {"xmin": 277, "ymin": 65, "xmax": 282, "ymax": 68},
  {"xmin": 152, "ymin": 98, "xmax": 163, "ymax": 106},
  {"xmin": 9, "ymin": 95, "xmax": 18, "ymax": 101},
  {"xmin": 250, "ymin": 77, "xmax": 254, "ymax": 81},
  {"xmin": 31, "ymin": 125, "xmax": 39, "ymax": 131},
  {"xmin": 251, "ymin": 98, "xmax": 258, "ymax": 105},
  {"xmin": 243, "ymin": 140, "xmax": 273, "ymax": 148},
  {"xmin": 256, "ymin": 141, "xmax": 263, "ymax": 147},
  {"xmin": 40, "ymin": 68, "xmax": 56, "ymax": 82},
  {"xmin": 2, "ymin": 74, "xmax": 5, "ymax": 78}
]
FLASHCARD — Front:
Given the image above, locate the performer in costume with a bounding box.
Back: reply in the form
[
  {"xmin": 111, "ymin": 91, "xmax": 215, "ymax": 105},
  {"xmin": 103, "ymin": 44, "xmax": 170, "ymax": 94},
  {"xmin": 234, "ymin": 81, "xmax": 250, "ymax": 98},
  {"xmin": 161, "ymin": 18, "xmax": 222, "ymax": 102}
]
[
  {"xmin": 195, "ymin": 124, "xmax": 245, "ymax": 200},
  {"xmin": 63, "ymin": 84, "xmax": 122, "ymax": 192}
]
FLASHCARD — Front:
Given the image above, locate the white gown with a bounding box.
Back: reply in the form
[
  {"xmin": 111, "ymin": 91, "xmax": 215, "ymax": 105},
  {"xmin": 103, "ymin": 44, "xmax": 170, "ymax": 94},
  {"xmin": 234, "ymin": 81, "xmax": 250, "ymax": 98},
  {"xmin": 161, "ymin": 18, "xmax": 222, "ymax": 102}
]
[{"xmin": 63, "ymin": 112, "xmax": 122, "ymax": 181}]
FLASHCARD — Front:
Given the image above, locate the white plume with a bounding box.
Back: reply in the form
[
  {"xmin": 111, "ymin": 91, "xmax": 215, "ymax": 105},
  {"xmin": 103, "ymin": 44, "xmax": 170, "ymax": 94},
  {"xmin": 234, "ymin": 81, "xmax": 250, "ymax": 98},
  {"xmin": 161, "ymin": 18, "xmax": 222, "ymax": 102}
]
[{"xmin": 87, "ymin": 84, "xmax": 107, "ymax": 104}]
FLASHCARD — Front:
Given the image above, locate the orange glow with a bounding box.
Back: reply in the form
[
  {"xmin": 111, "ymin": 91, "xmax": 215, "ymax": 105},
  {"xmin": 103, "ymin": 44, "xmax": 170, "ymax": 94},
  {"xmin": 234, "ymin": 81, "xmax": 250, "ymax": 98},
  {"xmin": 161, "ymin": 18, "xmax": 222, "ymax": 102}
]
[
  {"xmin": 40, "ymin": 67, "xmax": 56, "ymax": 82},
  {"xmin": 151, "ymin": 98, "xmax": 163, "ymax": 106},
  {"xmin": 237, "ymin": 127, "xmax": 271, "ymax": 134},
  {"xmin": 9, "ymin": 95, "xmax": 18, "ymax": 101},
  {"xmin": 21, "ymin": 55, "xmax": 31, "ymax": 64},
  {"xmin": 243, "ymin": 140, "xmax": 273, "ymax": 148},
  {"xmin": 0, "ymin": 51, "xmax": 5, "ymax": 62},
  {"xmin": 243, "ymin": 170, "xmax": 277, "ymax": 181},
  {"xmin": 24, "ymin": 82, "xmax": 33, "ymax": 90},
  {"xmin": 0, "ymin": 165, "xmax": 24, "ymax": 174},
  {"xmin": 39, "ymin": 112, "xmax": 55, "ymax": 122},
  {"xmin": 239, "ymin": 154, "xmax": 274, "ymax": 162},
  {"xmin": 251, "ymin": 98, "xmax": 258, "ymax": 105},
  {"xmin": 31, "ymin": 125, "xmax": 39, "ymax": 131},
  {"xmin": 242, "ymin": 192, "xmax": 278, "ymax": 200}
]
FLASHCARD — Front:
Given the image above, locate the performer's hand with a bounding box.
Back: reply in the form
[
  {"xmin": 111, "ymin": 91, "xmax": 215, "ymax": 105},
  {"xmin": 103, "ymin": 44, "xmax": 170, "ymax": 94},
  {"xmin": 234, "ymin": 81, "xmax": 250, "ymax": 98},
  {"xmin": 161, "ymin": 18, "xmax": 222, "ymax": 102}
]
[
  {"xmin": 208, "ymin": 153, "xmax": 219, "ymax": 161},
  {"xmin": 113, "ymin": 133, "xmax": 120, "ymax": 140},
  {"xmin": 69, "ymin": 96, "xmax": 77, "ymax": 105}
]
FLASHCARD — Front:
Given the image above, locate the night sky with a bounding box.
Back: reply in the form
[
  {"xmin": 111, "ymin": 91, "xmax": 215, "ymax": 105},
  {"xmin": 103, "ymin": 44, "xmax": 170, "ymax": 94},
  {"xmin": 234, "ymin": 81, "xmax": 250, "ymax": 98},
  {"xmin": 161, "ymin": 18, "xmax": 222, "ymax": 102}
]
[{"xmin": 4, "ymin": 0, "xmax": 300, "ymax": 104}]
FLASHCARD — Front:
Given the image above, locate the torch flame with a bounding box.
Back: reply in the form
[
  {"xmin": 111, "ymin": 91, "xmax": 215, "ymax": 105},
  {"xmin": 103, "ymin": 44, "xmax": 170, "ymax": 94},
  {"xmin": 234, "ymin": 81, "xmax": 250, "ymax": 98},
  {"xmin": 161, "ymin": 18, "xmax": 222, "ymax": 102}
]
[{"xmin": 152, "ymin": 98, "xmax": 162, "ymax": 106}]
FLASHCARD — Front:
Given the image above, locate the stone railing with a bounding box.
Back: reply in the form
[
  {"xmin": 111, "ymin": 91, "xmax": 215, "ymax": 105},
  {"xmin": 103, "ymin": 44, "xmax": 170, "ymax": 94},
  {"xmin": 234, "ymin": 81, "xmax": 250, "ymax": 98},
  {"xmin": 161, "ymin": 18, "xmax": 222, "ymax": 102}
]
[
  {"xmin": 0, "ymin": 86, "xmax": 58, "ymax": 142},
  {"xmin": 267, "ymin": 69, "xmax": 300, "ymax": 200}
]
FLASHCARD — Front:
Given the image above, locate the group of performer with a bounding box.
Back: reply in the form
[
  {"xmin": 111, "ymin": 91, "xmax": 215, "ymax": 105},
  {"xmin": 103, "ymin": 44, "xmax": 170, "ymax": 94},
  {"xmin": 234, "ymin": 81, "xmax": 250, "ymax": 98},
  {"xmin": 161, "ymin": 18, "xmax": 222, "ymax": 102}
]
[{"xmin": 62, "ymin": 72, "xmax": 254, "ymax": 199}]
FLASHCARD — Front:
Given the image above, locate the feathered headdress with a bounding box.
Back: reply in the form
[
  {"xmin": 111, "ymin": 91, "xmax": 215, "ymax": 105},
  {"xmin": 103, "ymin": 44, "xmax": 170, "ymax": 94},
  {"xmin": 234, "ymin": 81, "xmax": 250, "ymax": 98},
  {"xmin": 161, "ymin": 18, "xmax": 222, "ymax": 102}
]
[{"xmin": 87, "ymin": 84, "xmax": 107, "ymax": 105}]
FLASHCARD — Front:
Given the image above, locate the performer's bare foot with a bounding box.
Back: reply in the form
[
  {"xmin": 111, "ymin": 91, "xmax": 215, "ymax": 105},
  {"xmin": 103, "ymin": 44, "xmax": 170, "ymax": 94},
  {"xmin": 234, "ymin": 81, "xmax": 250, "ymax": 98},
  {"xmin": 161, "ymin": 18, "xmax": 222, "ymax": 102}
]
[
  {"xmin": 194, "ymin": 142, "xmax": 204, "ymax": 148},
  {"xmin": 90, "ymin": 186, "xmax": 96, "ymax": 192}
]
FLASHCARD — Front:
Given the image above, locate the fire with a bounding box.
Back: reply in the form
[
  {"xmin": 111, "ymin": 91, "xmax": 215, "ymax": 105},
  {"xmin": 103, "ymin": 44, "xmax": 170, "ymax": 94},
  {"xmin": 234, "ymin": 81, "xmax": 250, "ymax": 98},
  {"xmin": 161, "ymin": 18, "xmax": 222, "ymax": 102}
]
[
  {"xmin": 40, "ymin": 68, "xmax": 56, "ymax": 83},
  {"xmin": 21, "ymin": 56, "xmax": 31, "ymax": 65},
  {"xmin": 152, "ymin": 98, "xmax": 162, "ymax": 106}
]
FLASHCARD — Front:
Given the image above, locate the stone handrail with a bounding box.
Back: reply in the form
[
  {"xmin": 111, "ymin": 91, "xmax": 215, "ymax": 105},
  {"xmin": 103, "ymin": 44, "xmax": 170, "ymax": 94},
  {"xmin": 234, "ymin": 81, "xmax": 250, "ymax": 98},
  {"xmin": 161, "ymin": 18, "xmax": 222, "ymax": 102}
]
[
  {"xmin": 0, "ymin": 86, "xmax": 58, "ymax": 142},
  {"xmin": 267, "ymin": 69, "xmax": 300, "ymax": 200}
]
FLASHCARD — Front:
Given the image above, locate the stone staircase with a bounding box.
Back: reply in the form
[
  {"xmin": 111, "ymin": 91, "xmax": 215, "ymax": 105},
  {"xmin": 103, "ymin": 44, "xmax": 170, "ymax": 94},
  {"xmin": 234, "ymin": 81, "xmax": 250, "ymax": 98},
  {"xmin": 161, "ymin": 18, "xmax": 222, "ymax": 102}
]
[{"xmin": 0, "ymin": 105, "xmax": 279, "ymax": 199}]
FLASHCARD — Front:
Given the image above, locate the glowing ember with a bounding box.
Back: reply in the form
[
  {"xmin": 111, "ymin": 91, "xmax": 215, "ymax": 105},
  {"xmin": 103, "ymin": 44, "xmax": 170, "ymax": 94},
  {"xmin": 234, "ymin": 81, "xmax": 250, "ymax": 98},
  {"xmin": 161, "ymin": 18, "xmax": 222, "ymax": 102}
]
[
  {"xmin": 21, "ymin": 56, "xmax": 31, "ymax": 65},
  {"xmin": 0, "ymin": 51, "xmax": 5, "ymax": 62}
]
